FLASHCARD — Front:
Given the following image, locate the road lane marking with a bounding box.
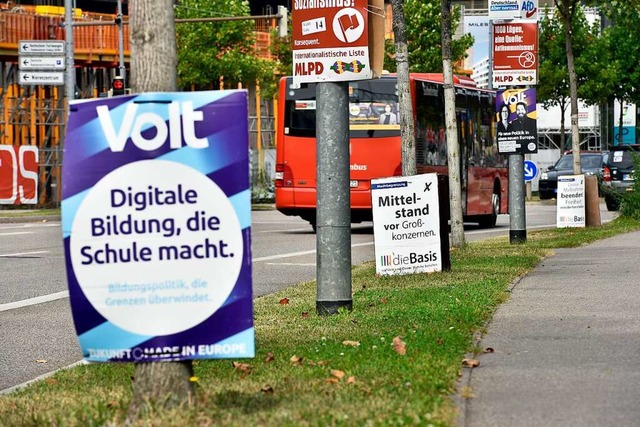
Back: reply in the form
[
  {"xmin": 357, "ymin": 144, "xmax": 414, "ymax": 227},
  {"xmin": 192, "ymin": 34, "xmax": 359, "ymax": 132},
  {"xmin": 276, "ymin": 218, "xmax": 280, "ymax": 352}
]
[
  {"xmin": 0, "ymin": 250, "xmax": 49, "ymax": 257},
  {"xmin": 0, "ymin": 291, "xmax": 68, "ymax": 312},
  {"xmin": 253, "ymin": 242, "xmax": 372, "ymax": 262},
  {"xmin": 0, "ymin": 232, "xmax": 35, "ymax": 236},
  {"xmin": 266, "ymin": 262, "xmax": 316, "ymax": 266}
]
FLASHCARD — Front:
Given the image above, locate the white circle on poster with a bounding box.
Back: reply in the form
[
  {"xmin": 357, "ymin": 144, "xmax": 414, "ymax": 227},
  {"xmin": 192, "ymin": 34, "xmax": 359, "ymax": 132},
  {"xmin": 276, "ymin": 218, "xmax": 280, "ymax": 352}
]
[
  {"xmin": 70, "ymin": 160, "xmax": 243, "ymax": 336},
  {"xmin": 333, "ymin": 8, "xmax": 365, "ymax": 44}
]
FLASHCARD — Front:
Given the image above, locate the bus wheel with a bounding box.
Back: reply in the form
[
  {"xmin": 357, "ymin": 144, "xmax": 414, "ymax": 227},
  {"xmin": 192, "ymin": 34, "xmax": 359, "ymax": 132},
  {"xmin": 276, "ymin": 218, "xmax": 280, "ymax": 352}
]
[{"xmin": 478, "ymin": 192, "xmax": 499, "ymax": 228}]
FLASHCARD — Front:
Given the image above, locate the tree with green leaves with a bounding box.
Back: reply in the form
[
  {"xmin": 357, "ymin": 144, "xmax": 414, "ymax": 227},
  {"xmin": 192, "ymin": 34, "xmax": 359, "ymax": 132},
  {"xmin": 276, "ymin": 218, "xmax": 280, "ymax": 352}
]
[
  {"xmin": 599, "ymin": 2, "xmax": 640, "ymax": 144},
  {"xmin": 384, "ymin": 0, "xmax": 473, "ymax": 73},
  {"xmin": 553, "ymin": 0, "xmax": 583, "ymax": 173},
  {"xmin": 174, "ymin": 0, "xmax": 277, "ymax": 91},
  {"xmin": 538, "ymin": 5, "xmax": 605, "ymax": 150}
]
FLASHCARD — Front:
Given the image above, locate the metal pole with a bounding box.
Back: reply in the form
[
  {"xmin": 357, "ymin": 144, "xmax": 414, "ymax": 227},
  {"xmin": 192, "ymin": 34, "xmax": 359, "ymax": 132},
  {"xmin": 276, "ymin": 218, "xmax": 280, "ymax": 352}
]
[
  {"xmin": 117, "ymin": 0, "xmax": 126, "ymax": 83},
  {"xmin": 508, "ymin": 153, "xmax": 526, "ymax": 243},
  {"xmin": 316, "ymin": 81, "xmax": 352, "ymax": 315},
  {"xmin": 64, "ymin": 0, "xmax": 75, "ymax": 102}
]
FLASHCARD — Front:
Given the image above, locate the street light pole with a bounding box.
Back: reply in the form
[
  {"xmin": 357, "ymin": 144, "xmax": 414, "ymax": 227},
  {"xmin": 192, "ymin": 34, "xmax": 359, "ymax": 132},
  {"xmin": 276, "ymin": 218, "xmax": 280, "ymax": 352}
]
[{"xmin": 117, "ymin": 0, "xmax": 126, "ymax": 83}]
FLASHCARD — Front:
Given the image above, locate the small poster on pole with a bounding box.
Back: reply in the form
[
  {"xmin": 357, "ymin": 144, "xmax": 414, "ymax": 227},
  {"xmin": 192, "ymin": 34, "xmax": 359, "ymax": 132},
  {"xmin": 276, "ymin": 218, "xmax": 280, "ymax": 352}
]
[
  {"xmin": 62, "ymin": 91, "xmax": 254, "ymax": 362},
  {"xmin": 371, "ymin": 173, "xmax": 442, "ymax": 276},
  {"xmin": 556, "ymin": 175, "xmax": 586, "ymax": 228}
]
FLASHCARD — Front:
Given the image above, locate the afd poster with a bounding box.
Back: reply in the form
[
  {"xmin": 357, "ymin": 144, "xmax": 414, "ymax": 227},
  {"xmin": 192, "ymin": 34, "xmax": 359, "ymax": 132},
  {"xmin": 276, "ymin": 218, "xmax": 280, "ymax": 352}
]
[{"xmin": 62, "ymin": 91, "xmax": 253, "ymax": 362}]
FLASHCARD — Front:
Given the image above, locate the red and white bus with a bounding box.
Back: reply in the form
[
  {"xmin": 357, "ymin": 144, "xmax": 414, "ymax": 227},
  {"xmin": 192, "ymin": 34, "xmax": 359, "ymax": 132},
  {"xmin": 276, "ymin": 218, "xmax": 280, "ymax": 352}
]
[{"xmin": 275, "ymin": 74, "xmax": 508, "ymax": 231}]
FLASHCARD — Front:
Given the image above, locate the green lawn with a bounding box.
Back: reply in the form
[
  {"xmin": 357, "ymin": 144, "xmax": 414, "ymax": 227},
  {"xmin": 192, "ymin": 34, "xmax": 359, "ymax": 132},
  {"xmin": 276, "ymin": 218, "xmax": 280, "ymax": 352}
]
[{"xmin": 1, "ymin": 216, "xmax": 639, "ymax": 426}]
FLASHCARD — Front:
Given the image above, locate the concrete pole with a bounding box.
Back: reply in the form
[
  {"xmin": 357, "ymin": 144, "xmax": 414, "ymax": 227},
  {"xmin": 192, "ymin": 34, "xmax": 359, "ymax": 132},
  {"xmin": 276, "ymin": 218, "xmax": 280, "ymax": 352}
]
[
  {"xmin": 315, "ymin": 81, "xmax": 352, "ymax": 315},
  {"xmin": 509, "ymin": 153, "xmax": 526, "ymax": 243},
  {"xmin": 64, "ymin": 0, "xmax": 75, "ymax": 102}
]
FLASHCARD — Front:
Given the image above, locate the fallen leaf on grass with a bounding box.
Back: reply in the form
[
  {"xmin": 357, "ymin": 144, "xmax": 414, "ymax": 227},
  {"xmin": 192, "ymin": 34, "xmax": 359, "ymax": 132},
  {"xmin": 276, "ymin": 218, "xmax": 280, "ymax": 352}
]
[
  {"xmin": 347, "ymin": 376, "xmax": 356, "ymax": 384},
  {"xmin": 301, "ymin": 311, "xmax": 309, "ymax": 319},
  {"xmin": 279, "ymin": 298, "xmax": 289, "ymax": 305},
  {"xmin": 261, "ymin": 385, "xmax": 274, "ymax": 393},
  {"xmin": 232, "ymin": 362, "xmax": 253, "ymax": 374},
  {"xmin": 342, "ymin": 340, "xmax": 360, "ymax": 347},
  {"xmin": 380, "ymin": 297, "xmax": 388, "ymax": 304},
  {"xmin": 324, "ymin": 378, "xmax": 340, "ymax": 384},
  {"xmin": 331, "ymin": 369, "xmax": 345, "ymax": 379},
  {"xmin": 290, "ymin": 355, "xmax": 303, "ymax": 365},
  {"xmin": 462, "ymin": 358, "xmax": 480, "ymax": 368},
  {"xmin": 35, "ymin": 359, "xmax": 47, "ymax": 364},
  {"xmin": 265, "ymin": 352, "xmax": 275, "ymax": 364},
  {"xmin": 392, "ymin": 336, "xmax": 407, "ymax": 355}
]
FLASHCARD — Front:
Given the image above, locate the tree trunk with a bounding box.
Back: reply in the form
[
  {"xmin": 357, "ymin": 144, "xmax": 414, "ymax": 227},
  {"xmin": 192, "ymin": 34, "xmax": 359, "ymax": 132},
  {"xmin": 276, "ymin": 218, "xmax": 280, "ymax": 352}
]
[
  {"xmin": 561, "ymin": 2, "xmax": 581, "ymax": 174},
  {"xmin": 391, "ymin": 0, "xmax": 416, "ymax": 176},
  {"xmin": 441, "ymin": 0, "xmax": 465, "ymax": 248},
  {"xmin": 127, "ymin": 0, "xmax": 194, "ymax": 418},
  {"xmin": 130, "ymin": 0, "xmax": 177, "ymax": 92},
  {"xmin": 618, "ymin": 99, "xmax": 625, "ymax": 145}
]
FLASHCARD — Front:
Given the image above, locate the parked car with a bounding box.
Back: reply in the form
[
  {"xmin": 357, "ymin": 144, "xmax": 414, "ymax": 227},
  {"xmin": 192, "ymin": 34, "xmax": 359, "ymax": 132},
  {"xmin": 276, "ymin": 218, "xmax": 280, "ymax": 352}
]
[
  {"xmin": 538, "ymin": 152, "xmax": 606, "ymax": 200},
  {"xmin": 601, "ymin": 145, "xmax": 640, "ymax": 211}
]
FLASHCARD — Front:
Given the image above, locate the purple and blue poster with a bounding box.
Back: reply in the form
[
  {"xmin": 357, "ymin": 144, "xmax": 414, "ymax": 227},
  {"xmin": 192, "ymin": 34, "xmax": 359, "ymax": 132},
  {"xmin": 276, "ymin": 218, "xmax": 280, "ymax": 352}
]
[
  {"xmin": 62, "ymin": 91, "xmax": 253, "ymax": 362},
  {"xmin": 496, "ymin": 88, "xmax": 538, "ymax": 155}
]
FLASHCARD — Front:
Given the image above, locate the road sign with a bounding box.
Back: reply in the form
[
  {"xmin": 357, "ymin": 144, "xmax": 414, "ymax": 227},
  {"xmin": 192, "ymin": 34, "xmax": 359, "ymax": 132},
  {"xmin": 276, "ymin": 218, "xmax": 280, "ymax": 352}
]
[
  {"xmin": 19, "ymin": 56, "xmax": 65, "ymax": 70},
  {"xmin": 19, "ymin": 71, "xmax": 65, "ymax": 86},
  {"xmin": 524, "ymin": 160, "xmax": 538, "ymax": 182},
  {"xmin": 19, "ymin": 40, "xmax": 65, "ymax": 55}
]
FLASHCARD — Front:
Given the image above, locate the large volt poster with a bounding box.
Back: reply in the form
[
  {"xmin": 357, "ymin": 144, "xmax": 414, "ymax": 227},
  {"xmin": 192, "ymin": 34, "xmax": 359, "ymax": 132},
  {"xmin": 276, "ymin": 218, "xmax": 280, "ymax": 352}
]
[{"xmin": 62, "ymin": 91, "xmax": 253, "ymax": 362}]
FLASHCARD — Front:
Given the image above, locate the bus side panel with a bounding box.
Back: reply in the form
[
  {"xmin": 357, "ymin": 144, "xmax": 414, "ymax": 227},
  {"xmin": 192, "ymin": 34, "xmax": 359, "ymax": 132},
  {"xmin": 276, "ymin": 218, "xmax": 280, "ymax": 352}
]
[{"xmin": 349, "ymin": 136, "xmax": 402, "ymax": 210}]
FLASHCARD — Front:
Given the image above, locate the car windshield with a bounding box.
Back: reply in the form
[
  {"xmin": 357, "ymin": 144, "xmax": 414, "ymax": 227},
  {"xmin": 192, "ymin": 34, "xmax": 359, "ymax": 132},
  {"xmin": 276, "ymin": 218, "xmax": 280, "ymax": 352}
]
[{"xmin": 554, "ymin": 154, "xmax": 602, "ymax": 170}]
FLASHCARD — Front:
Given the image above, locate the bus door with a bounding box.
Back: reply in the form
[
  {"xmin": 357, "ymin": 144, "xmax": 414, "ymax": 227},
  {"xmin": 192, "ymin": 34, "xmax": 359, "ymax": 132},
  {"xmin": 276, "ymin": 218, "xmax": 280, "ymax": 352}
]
[{"xmin": 456, "ymin": 108, "xmax": 470, "ymax": 213}]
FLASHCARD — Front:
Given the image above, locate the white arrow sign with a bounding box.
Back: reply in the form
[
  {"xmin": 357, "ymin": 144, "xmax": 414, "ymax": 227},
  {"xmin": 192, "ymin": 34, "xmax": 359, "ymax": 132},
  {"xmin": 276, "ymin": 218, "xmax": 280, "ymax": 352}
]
[
  {"xmin": 19, "ymin": 71, "xmax": 65, "ymax": 86},
  {"xmin": 19, "ymin": 56, "xmax": 65, "ymax": 70},
  {"xmin": 19, "ymin": 40, "xmax": 65, "ymax": 55},
  {"xmin": 523, "ymin": 160, "xmax": 538, "ymax": 182}
]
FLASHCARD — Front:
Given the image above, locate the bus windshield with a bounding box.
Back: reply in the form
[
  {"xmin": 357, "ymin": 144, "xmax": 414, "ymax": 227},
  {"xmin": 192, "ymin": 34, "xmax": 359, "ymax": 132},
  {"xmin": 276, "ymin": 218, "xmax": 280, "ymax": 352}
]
[{"xmin": 283, "ymin": 78, "xmax": 401, "ymax": 138}]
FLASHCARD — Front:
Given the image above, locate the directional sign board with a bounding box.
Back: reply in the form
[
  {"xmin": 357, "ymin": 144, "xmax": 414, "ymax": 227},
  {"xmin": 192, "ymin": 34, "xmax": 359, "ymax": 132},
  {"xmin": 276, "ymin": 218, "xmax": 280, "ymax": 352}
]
[
  {"xmin": 19, "ymin": 40, "xmax": 66, "ymax": 86},
  {"xmin": 524, "ymin": 160, "xmax": 538, "ymax": 182},
  {"xmin": 19, "ymin": 56, "xmax": 65, "ymax": 70},
  {"xmin": 19, "ymin": 71, "xmax": 65, "ymax": 86},
  {"xmin": 19, "ymin": 40, "xmax": 65, "ymax": 55}
]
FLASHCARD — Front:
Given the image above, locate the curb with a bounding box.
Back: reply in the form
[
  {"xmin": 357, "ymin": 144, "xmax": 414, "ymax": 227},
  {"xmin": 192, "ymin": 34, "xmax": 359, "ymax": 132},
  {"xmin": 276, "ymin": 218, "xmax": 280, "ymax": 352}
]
[{"xmin": 0, "ymin": 215, "xmax": 61, "ymax": 224}]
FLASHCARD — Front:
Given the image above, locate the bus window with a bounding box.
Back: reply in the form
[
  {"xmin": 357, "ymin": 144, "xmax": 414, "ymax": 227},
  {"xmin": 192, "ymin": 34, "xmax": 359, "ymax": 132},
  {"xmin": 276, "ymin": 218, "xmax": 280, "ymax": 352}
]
[{"xmin": 284, "ymin": 79, "xmax": 401, "ymax": 139}]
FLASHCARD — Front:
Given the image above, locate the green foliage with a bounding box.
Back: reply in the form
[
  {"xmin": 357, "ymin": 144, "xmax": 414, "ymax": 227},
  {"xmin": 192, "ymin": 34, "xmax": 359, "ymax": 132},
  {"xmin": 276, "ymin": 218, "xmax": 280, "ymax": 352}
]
[
  {"xmin": 538, "ymin": 5, "xmax": 606, "ymax": 109},
  {"xmin": 599, "ymin": 2, "xmax": 640, "ymax": 107},
  {"xmin": 619, "ymin": 154, "xmax": 640, "ymax": 220},
  {"xmin": 175, "ymin": 0, "xmax": 277, "ymax": 91},
  {"xmin": 383, "ymin": 1, "xmax": 473, "ymax": 73}
]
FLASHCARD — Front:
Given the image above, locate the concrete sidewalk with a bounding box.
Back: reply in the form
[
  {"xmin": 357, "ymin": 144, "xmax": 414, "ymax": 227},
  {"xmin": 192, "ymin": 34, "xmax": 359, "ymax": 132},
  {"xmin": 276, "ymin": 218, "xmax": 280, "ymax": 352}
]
[{"xmin": 458, "ymin": 231, "xmax": 640, "ymax": 426}]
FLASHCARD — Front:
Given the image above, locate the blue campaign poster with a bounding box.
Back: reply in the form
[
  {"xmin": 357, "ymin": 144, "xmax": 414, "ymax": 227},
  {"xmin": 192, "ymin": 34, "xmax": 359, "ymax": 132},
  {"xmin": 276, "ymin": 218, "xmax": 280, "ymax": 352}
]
[{"xmin": 62, "ymin": 91, "xmax": 253, "ymax": 362}]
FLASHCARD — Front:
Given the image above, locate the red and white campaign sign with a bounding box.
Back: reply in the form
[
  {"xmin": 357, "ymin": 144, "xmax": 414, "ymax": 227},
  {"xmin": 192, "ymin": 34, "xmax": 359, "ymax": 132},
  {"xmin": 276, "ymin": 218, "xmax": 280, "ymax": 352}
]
[
  {"xmin": 292, "ymin": 0, "xmax": 372, "ymax": 87},
  {"xmin": 0, "ymin": 145, "xmax": 38, "ymax": 204},
  {"xmin": 492, "ymin": 21, "xmax": 538, "ymax": 87}
]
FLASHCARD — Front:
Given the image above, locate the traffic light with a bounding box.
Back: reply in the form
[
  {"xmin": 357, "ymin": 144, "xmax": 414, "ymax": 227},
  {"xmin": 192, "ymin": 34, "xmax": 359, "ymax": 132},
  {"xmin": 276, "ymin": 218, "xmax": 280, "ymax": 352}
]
[{"xmin": 111, "ymin": 76, "xmax": 125, "ymax": 96}]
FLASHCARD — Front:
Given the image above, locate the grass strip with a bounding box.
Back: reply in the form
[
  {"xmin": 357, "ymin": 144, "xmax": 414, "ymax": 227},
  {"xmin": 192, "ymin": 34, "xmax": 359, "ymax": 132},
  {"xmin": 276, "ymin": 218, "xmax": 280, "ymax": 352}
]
[{"xmin": 1, "ymin": 216, "xmax": 639, "ymax": 426}]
